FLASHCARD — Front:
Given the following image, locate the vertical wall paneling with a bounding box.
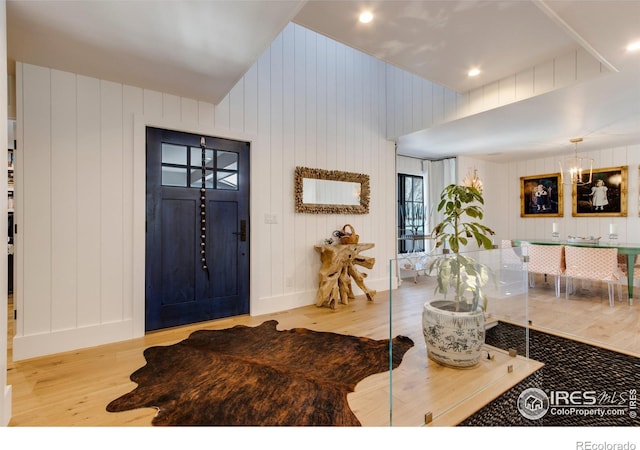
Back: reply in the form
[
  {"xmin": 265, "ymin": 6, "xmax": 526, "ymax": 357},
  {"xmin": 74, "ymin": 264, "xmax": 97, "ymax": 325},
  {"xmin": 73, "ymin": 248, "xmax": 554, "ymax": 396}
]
[
  {"xmin": 498, "ymin": 75, "xmax": 516, "ymax": 105},
  {"xmin": 421, "ymin": 79, "xmax": 434, "ymax": 130},
  {"xmin": 335, "ymin": 41, "xmax": 347, "ymax": 170},
  {"xmin": 515, "ymin": 68, "xmax": 535, "ymax": 101},
  {"xmin": 214, "ymin": 92, "xmax": 230, "ymax": 131},
  {"xmin": 161, "ymin": 94, "xmax": 180, "ymax": 124},
  {"xmin": 344, "ymin": 46, "xmax": 355, "ymax": 171},
  {"xmin": 488, "ymin": 146, "xmax": 640, "ymax": 245},
  {"xmin": 362, "ymin": 56, "xmax": 376, "ymax": 244},
  {"xmin": 301, "ymin": 30, "xmax": 319, "ymax": 167},
  {"xmin": 401, "ymin": 71, "xmax": 412, "ymax": 137},
  {"xmin": 228, "ymin": 77, "xmax": 244, "ymax": 132},
  {"xmin": 325, "ymin": 38, "xmax": 338, "ymax": 173},
  {"xmin": 243, "ymin": 64, "xmax": 258, "ymax": 135},
  {"xmin": 100, "ymin": 81, "xmax": 125, "ymax": 323},
  {"xmin": 554, "ymin": 51, "xmax": 577, "ymax": 88},
  {"xmin": 411, "ymin": 75, "xmax": 423, "ymax": 132},
  {"xmin": 534, "ymin": 60, "xmax": 555, "ymax": 94},
  {"xmin": 15, "ymin": 22, "xmax": 399, "ymax": 357},
  {"xmin": 386, "ymin": 51, "xmax": 608, "ymax": 144},
  {"xmin": 292, "ymin": 24, "xmax": 307, "ymax": 294},
  {"xmin": 254, "ymin": 41, "xmax": 272, "ymax": 299},
  {"xmin": 468, "ymin": 87, "xmax": 484, "ymax": 116},
  {"xmin": 50, "ymin": 70, "xmax": 78, "ymax": 330},
  {"xmin": 270, "ymin": 31, "xmax": 285, "ymax": 296},
  {"xmin": 316, "ymin": 34, "xmax": 327, "ymax": 170},
  {"xmin": 315, "ymin": 34, "xmax": 329, "ymax": 259},
  {"xmin": 197, "ymin": 100, "xmax": 215, "ymax": 128},
  {"xmin": 131, "ymin": 112, "xmax": 147, "ymax": 335},
  {"xmin": 22, "ymin": 64, "xmax": 52, "ymax": 335},
  {"xmin": 432, "ymin": 84, "xmax": 445, "ymax": 125},
  {"xmin": 577, "ymin": 47, "xmax": 603, "ymax": 80},
  {"xmin": 75, "ymin": 75, "xmax": 102, "ymax": 326},
  {"xmin": 483, "ymin": 81, "xmax": 500, "ymax": 111},
  {"xmin": 180, "ymin": 97, "xmax": 198, "ymax": 125},
  {"xmin": 122, "ymin": 85, "xmax": 144, "ymax": 321},
  {"xmin": 142, "ymin": 89, "xmax": 163, "ymax": 122},
  {"xmin": 443, "ymin": 88, "xmax": 459, "ymax": 122},
  {"xmin": 305, "ymin": 27, "xmax": 318, "ymax": 268},
  {"xmin": 281, "ymin": 24, "xmax": 296, "ymax": 295},
  {"xmin": 386, "ymin": 65, "xmax": 401, "ymax": 140}
]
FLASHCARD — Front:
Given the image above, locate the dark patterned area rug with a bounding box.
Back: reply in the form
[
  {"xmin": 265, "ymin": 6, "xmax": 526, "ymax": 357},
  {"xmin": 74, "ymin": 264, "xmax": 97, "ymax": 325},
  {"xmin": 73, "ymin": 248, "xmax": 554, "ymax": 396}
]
[
  {"xmin": 107, "ymin": 320, "xmax": 414, "ymax": 426},
  {"xmin": 460, "ymin": 322, "xmax": 640, "ymax": 426}
]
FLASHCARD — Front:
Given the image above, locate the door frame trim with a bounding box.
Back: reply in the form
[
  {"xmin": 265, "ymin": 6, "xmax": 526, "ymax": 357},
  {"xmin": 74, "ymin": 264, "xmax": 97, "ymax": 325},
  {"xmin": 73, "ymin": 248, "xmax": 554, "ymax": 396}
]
[{"xmin": 133, "ymin": 114, "xmax": 255, "ymax": 336}]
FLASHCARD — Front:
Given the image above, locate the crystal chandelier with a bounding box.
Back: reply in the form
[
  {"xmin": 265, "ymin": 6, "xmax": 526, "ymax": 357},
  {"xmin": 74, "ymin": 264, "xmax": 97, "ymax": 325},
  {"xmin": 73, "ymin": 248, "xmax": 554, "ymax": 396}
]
[
  {"xmin": 559, "ymin": 138, "xmax": 593, "ymax": 185},
  {"xmin": 462, "ymin": 168, "xmax": 483, "ymax": 193}
]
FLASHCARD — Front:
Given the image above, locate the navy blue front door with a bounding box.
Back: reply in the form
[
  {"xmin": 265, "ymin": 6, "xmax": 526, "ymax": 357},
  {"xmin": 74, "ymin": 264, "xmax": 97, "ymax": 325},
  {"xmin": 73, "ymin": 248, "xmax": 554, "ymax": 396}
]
[{"xmin": 145, "ymin": 127, "xmax": 250, "ymax": 331}]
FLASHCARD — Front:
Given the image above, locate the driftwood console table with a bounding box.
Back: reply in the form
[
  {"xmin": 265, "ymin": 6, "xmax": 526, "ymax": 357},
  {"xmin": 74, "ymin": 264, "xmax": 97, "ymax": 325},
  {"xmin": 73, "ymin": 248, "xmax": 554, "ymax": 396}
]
[{"xmin": 314, "ymin": 243, "xmax": 376, "ymax": 309}]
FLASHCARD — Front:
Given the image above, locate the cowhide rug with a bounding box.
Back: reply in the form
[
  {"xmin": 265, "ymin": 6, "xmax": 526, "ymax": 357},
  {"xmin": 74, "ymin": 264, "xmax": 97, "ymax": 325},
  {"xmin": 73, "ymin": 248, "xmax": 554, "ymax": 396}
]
[{"xmin": 107, "ymin": 320, "xmax": 414, "ymax": 426}]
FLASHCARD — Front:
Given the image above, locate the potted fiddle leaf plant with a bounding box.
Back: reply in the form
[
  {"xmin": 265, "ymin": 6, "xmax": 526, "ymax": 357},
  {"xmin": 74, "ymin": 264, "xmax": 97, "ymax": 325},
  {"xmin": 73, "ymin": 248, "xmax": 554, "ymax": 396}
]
[{"xmin": 423, "ymin": 184, "xmax": 496, "ymax": 368}]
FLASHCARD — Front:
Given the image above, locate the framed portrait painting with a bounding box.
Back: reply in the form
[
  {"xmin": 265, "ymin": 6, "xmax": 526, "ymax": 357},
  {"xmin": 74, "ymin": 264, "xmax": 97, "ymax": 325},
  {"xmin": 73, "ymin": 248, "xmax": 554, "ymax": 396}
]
[
  {"xmin": 520, "ymin": 173, "xmax": 563, "ymax": 218},
  {"xmin": 572, "ymin": 166, "xmax": 627, "ymax": 217}
]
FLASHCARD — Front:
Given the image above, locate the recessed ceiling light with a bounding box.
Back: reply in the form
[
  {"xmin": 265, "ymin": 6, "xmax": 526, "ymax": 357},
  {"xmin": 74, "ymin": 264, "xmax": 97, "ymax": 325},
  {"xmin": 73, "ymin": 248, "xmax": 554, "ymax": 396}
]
[
  {"xmin": 359, "ymin": 11, "xmax": 373, "ymax": 24},
  {"xmin": 468, "ymin": 68, "xmax": 481, "ymax": 77},
  {"xmin": 627, "ymin": 41, "xmax": 640, "ymax": 52}
]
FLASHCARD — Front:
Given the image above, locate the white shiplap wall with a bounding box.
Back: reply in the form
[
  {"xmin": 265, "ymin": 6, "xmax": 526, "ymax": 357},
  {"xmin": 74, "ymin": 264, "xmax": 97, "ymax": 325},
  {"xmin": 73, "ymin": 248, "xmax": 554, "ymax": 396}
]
[
  {"xmin": 389, "ymin": 48, "xmax": 605, "ymax": 140},
  {"xmin": 454, "ymin": 151, "xmax": 640, "ymax": 249},
  {"xmin": 13, "ymin": 23, "xmax": 397, "ymax": 360},
  {"xmin": 476, "ymin": 147, "xmax": 640, "ymax": 244}
]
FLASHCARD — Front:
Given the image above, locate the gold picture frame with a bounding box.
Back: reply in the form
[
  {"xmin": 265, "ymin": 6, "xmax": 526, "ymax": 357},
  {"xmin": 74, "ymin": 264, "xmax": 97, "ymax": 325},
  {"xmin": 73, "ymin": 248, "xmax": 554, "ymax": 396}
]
[
  {"xmin": 294, "ymin": 166, "xmax": 370, "ymax": 214},
  {"xmin": 520, "ymin": 173, "xmax": 563, "ymax": 218},
  {"xmin": 572, "ymin": 166, "xmax": 627, "ymax": 217}
]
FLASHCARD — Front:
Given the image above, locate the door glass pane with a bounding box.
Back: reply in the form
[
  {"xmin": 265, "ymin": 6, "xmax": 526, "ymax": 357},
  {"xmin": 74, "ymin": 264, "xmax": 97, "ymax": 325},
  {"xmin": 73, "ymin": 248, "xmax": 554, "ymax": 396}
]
[
  {"xmin": 190, "ymin": 170, "xmax": 214, "ymax": 189},
  {"xmin": 414, "ymin": 178, "xmax": 423, "ymax": 202},
  {"xmin": 162, "ymin": 166, "xmax": 187, "ymax": 187},
  {"xmin": 162, "ymin": 143, "xmax": 187, "ymax": 165},
  {"xmin": 217, "ymin": 151, "xmax": 238, "ymax": 171},
  {"xmin": 404, "ymin": 178, "xmax": 412, "ymax": 201},
  {"xmin": 217, "ymin": 171, "xmax": 238, "ymax": 190},
  {"xmin": 191, "ymin": 148, "xmax": 214, "ymax": 168}
]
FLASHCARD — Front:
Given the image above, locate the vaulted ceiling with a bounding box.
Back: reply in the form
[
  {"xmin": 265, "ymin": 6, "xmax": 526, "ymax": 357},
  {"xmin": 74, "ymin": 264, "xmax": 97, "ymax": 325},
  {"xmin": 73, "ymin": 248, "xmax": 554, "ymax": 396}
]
[{"xmin": 7, "ymin": 1, "xmax": 640, "ymax": 161}]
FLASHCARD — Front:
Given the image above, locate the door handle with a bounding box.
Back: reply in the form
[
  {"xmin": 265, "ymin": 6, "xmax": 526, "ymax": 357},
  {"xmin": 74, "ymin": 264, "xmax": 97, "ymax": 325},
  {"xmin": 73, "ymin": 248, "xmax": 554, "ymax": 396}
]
[{"xmin": 233, "ymin": 220, "xmax": 247, "ymax": 241}]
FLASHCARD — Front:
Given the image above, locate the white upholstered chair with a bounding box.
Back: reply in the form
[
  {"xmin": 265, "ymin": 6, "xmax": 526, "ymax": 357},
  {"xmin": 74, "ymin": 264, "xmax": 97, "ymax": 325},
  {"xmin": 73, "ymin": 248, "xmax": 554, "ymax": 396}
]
[
  {"xmin": 564, "ymin": 246, "xmax": 622, "ymax": 307},
  {"xmin": 526, "ymin": 244, "xmax": 565, "ymax": 297}
]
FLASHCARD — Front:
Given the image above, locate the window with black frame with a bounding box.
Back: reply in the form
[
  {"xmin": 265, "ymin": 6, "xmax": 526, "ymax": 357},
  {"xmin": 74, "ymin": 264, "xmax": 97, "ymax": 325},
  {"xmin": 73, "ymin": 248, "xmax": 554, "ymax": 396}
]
[{"xmin": 398, "ymin": 174, "xmax": 425, "ymax": 254}]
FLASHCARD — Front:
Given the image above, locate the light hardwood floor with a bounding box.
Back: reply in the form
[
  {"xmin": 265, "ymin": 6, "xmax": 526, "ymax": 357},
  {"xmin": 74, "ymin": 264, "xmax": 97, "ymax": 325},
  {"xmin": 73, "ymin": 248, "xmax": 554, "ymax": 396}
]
[{"xmin": 5, "ymin": 273, "xmax": 640, "ymax": 427}]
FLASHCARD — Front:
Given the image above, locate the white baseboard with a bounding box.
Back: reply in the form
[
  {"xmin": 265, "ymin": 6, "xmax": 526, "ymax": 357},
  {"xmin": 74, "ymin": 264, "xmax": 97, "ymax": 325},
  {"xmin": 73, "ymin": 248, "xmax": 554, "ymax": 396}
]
[
  {"xmin": 252, "ymin": 290, "xmax": 316, "ymax": 316},
  {"xmin": 12, "ymin": 320, "xmax": 137, "ymax": 361},
  {"xmin": 252, "ymin": 277, "xmax": 394, "ymax": 317}
]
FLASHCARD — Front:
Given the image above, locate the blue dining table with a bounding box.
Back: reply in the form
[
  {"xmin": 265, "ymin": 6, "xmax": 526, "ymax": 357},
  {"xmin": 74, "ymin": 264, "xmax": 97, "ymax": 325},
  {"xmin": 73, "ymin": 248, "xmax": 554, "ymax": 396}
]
[{"xmin": 512, "ymin": 238, "xmax": 640, "ymax": 300}]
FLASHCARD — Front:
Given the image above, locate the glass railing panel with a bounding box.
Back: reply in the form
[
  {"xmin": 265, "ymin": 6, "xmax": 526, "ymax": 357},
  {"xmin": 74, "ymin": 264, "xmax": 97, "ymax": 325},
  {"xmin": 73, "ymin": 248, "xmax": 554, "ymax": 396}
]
[
  {"xmin": 387, "ymin": 246, "xmax": 536, "ymax": 426},
  {"xmin": 514, "ymin": 238, "xmax": 640, "ymax": 358}
]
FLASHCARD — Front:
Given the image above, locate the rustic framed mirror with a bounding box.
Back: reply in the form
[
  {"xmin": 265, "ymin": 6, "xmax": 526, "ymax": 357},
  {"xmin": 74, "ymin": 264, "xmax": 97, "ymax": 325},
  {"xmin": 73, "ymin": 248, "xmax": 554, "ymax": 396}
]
[{"xmin": 294, "ymin": 166, "xmax": 370, "ymax": 214}]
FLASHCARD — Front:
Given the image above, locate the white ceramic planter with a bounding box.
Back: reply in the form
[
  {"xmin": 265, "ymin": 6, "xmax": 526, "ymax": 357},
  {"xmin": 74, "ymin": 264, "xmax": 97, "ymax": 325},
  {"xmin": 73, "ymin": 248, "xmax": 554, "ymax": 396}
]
[{"xmin": 422, "ymin": 299, "xmax": 485, "ymax": 368}]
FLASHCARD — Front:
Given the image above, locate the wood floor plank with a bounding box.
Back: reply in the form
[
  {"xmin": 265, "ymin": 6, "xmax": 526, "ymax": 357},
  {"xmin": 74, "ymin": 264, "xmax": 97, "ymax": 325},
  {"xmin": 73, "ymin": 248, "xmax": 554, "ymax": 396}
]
[{"xmin": 5, "ymin": 273, "xmax": 639, "ymax": 427}]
